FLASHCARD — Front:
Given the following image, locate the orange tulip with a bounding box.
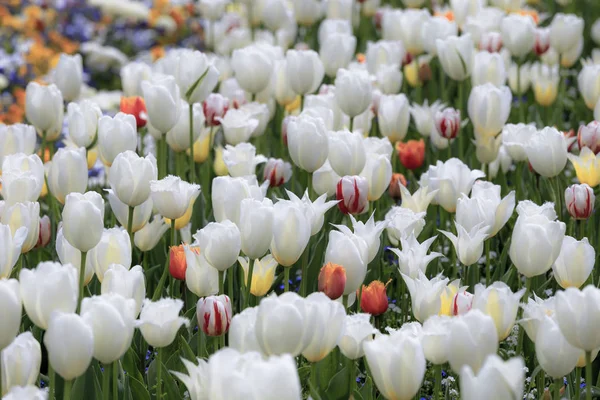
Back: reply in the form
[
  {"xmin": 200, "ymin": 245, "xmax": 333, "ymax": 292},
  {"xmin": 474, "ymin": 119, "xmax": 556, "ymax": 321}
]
[
  {"xmin": 120, "ymin": 96, "xmax": 147, "ymax": 128},
  {"xmin": 359, "ymin": 280, "xmax": 389, "ymax": 316},
  {"xmin": 169, "ymin": 245, "xmax": 199, "ymax": 280},
  {"xmin": 388, "ymin": 173, "xmax": 407, "ymax": 200},
  {"xmin": 318, "ymin": 263, "xmax": 346, "ymax": 300},
  {"xmin": 396, "ymin": 139, "xmax": 425, "ymax": 170}
]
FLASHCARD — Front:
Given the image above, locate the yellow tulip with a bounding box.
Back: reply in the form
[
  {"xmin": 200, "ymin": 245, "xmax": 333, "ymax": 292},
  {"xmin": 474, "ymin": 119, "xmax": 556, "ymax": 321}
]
[
  {"xmin": 286, "ymin": 95, "xmax": 302, "ymax": 114},
  {"xmin": 213, "ymin": 145, "xmax": 228, "ymax": 176},
  {"xmin": 439, "ymin": 279, "xmax": 461, "ymax": 316},
  {"xmin": 533, "ymin": 81, "xmax": 558, "ymax": 106},
  {"xmin": 404, "ymin": 59, "xmax": 422, "ymax": 88},
  {"xmin": 239, "ymin": 255, "xmax": 278, "ymax": 297},
  {"xmin": 87, "ymin": 147, "xmax": 98, "ymax": 169},
  {"xmin": 187, "ymin": 132, "xmax": 211, "ymax": 164},
  {"xmin": 568, "ymin": 147, "xmax": 600, "ymax": 187},
  {"xmin": 163, "ymin": 197, "xmax": 196, "ymax": 230}
]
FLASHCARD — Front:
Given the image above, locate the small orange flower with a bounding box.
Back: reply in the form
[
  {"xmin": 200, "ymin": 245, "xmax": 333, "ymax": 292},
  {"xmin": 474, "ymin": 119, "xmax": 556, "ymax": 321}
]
[
  {"xmin": 318, "ymin": 263, "xmax": 346, "ymax": 300},
  {"xmin": 359, "ymin": 280, "xmax": 390, "ymax": 316},
  {"xmin": 151, "ymin": 45, "xmax": 166, "ymax": 61},
  {"xmin": 388, "ymin": 173, "xmax": 407, "ymax": 199},
  {"xmin": 396, "ymin": 139, "xmax": 425, "ymax": 170},
  {"xmin": 170, "ymin": 245, "xmax": 199, "ymax": 281},
  {"xmin": 120, "ymin": 96, "xmax": 147, "ymax": 128},
  {"xmin": 434, "ymin": 10, "xmax": 454, "ymax": 22},
  {"xmin": 515, "ymin": 9, "xmax": 539, "ymax": 25},
  {"xmin": 356, "ymin": 53, "xmax": 366, "ymax": 63}
]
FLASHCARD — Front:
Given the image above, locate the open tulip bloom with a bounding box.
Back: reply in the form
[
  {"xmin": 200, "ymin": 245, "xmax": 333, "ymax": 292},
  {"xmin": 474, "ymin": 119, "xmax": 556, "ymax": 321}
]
[{"xmin": 6, "ymin": 2, "xmax": 600, "ymax": 399}]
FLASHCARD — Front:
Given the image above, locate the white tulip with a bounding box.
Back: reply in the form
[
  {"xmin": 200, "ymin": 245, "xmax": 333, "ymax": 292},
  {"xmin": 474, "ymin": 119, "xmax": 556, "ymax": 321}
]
[
  {"xmin": 48, "ymin": 147, "xmax": 88, "ymax": 204},
  {"xmin": 142, "ymin": 74, "xmax": 182, "ymax": 134},
  {"xmin": 137, "ymin": 298, "xmax": 189, "ymax": 347},
  {"xmin": 338, "ymin": 313, "xmax": 376, "ymax": 360},
  {"xmin": 53, "ymin": 53, "xmax": 83, "ymax": 101},
  {"xmin": 97, "ymin": 112, "xmax": 137, "ymax": 166},
  {"xmin": 460, "ymin": 355, "xmax": 524, "ymax": 400},
  {"xmin": 101, "ymin": 264, "xmax": 146, "ymax": 317},
  {"xmin": 302, "ymin": 293, "xmax": 346, "ymax": 362},
  {"xmin": 67, "ymin": 100, "xmax": 102, "ymax": 148},
  {"xmin": 19, "ymin": 262, "xmax": 78, "ymax": 330}
]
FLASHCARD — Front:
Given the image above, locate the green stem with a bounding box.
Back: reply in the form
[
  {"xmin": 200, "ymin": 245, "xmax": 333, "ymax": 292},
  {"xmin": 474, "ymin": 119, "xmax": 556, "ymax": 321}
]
[
  {"xmin": 218, "ymin": 270, "xmax": 225, "ymax": 295},
  {"xmin": 127, "ymin": 206, "xmax": 134, "ymax": 249},
  {"xmin": 157, "ymin": 348, "xmax": 163, "ymax": 400},
  {"xmin": 586, "ymin": 351, "xmax": 592, "ymax": 400},
  {"xmin": 103, "ymin": 363, "xmax": 110, "ymax": 400},
  {"xmin": 457, "ymin": 80, "xmax": 465, "ymax": 161},
  {"xmin": 113, "ymin": 361, "xmax": 118, "ymax": 400},
  {"xmin": 575, "ymin": 367, "xmax": 581, "ymax": 400},
  {"xmin": 77, "ymin": 251, "xmax": 87, "ymax": 313},
  {"xmin": 11, "ymin": 255, "xmax": 22, "ymax": 279},
  {"xmin": 554, "ymin": 377, "xmax": 561, "ymax": 400},
  {"xmin": 170, "ymin": 219, "xmax": 176, "ymax": 248},
  {"xmin": 49, "ymin": 364, "xmax": 56, "ymax": 400},
  {"xmin": 434, "ymin": 364, "xmax": 441, "ymax": 400},
  {"xmin": 342, "ymin": 294, "xmax": 348, "ymax": 310},
  {"xmin": 300, "ymin": 246, "xmax": 309, "ymax": 297},
  {"xmin": 228, "ymin": 265, "xmax": 234, "ymax": 312},
  {"xmin": 517, "ymin": 60, "xmax": 526, "ymax": 123},
  {"xmin": 284, "ymin": 267, "xmax": 290, "ymax": 292},
  {"xmin": 63, "ymin": 379, "xmax": 72, "ymax": 400},
  {"xmin": 244, "ymin": 258, "xmax": 254, "ymax": 309},
  {"xmin": 310, "ymin": 362, "xmax": 318, "ymax": 392},
  {"xmin": 516, "ymin": 277, "xmax": 532, "ymax": 355},
  {"xmin": 349, "ymin": 117, "xmax": 353, "ymax": 132},
  {"xmin": 485, "ymin": 239, "xmax": 491, "ymax": 286},
  {"xmin": 189, "ymin": 103, "xmax": 196, "ymax": 183}
]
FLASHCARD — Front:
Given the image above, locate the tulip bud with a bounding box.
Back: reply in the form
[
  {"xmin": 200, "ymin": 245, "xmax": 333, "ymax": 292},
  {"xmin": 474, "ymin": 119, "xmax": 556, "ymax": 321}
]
[
  {"xmin": 335, "ymin": 68, "xmax": 373, "ymax": 118},
  {"xmin": 396, "ymin": 139, "xmax": 425, "ymax": 170},
  {"xmin": 35, "ymin": 215, "xmax": 51, "ymax": 249},
  {"xmin": 121, "ymin": 61, "xmax": 151, "ymax": 97},
  {"xmin": 336, "ymin": 176, "xmax": 369, "ymax": 215},
  {"xmin": 0, "ymin": 279, "xmax": 21, "ymax": 351},
  {"xmin": 318, "ymin": 262, "xmax": 346, "ymax": 300},
  {"xmin": 328, "ymin": 130, "xmax": 367, "ymax": 176},
  {"xmin": 360, "ymin": 153, "xmax": 393, "ymax": 202},
  {"xmin": 109, "ymin": 151, "xmax": 157, "ymax": 207},
  {"xmin": 287, "ymin": 114, "xmax": 329, "ymax": 172},
  {"xmin": 452, "ymin": 290, "xmax": 474, "ymax": 316},
  {"xmin": 170, "ymin": 245, "xmax": 190, "ymax": 281},
  {"xmin": 435, "ymin": 107, "xmax": 461, "ymax": 139},
  {"xmin": 137, "ymin": 298, "xmax": 189, "ymax": 347},
  {"xmin": 203, "ymin": 93, "xmax": 229, "ymax": 126},
  {"xmin": 479, "ymin": 32, "xmax": 503, "ymax": 53},
  {"xmin": 141, "ymin": 74, "xmax": 182, "ymax": 134},
  {"xmin": 436, "ymin": 34, "xmax": 474, "ymax": 81},
  {"xmin": 67, "ymin": 100, "xmax": 102, "ymax": 149},
  {"xmin": 0, "ymin": 124, "xmax": 36, "ymax": 170},
  {"xmin": 534, "ymin": 27, "xmax": 550, "ymax": 56},
  {"xmin": 53, "ymin": 53, "xmax": 83, "ymax": 101},
  {"xmin": 286, "ymin": 49, "xmax": 325, "ymax": 96},
  {"xmin": 360, "ymin": 280, "xmax": 388, "ymax": 316},
  {"xmin": 270, "ymin": 202, "xmax": 311, "ymax": 267},
  {"xmin": 1, "ymin": 153, "xmax": 44, "ymax": 205},
  {"xmin": 20, "ymin": 261, "xmax": 79, "ymax": 329},
  {"xmin": 97, "ymin": 113, "xmax": 138, "ymax": 167},
  {"xmin": 500, "ymin": 15, "xmax": 535, "ymax": 58},
  {"xmin": 44, "ymin": 312, "xmax": 94, "ymax": 380},
  {"xmin": 565, "ymin": 183, "xmax": 595, "ymax": 220},
  {"xmin": 87, "ymin": 227, "xmax": 132, "ymax": 283},
  {"xmin": 48, "ymin": 147, "xmax": 89, "ymax": 204},
  {"xmin": 120, "ymin": 96, "xmax": 147, "ymax": 128},
  {"xmin": 197, "ymin": 295, "xmax": 232, "ymax": 336},
  {"xmin": 577, "ymin": 121, "xmax": 600, "ymax": 154},
  {"xmin": 388, "ymin": 173, "xmax": 407, "ymax": 200},
  {"xmin": 62, "ymin": 192, "xmax": 105, "ymax": 253},
  {"xmin": 25, "ymin": 82, "xmax": 64, "ymax": 140},
  {"xmin": 1, "ymin": 332, "xmax": 41, "ymax": 392},
  {"xmin": 263, "ymin": 158, "xmax": 292, "ymax": 187},
  {"xmin": 378, "ymin": 94, "xmax": 410, "ymax": 143},
  {"xmin": 194, "ymin": 220, "xmax": 241, "ymax": 271},
  {"xmin": 231, "ymin": 46, "xmax": 274, "ymax": 94},
  {"xmin": 468, "ymin": 83, "xmax": 512, "ymax": 138},
  {"xmin": 550, "ymin": 13, "xmax": 584, "ymax": 55}
]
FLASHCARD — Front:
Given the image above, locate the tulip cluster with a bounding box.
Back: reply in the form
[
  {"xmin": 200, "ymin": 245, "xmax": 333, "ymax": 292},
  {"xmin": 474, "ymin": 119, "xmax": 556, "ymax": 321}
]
[{"xmin": 3, "ymin": 0, "xmax": 600, "ymax": 399}]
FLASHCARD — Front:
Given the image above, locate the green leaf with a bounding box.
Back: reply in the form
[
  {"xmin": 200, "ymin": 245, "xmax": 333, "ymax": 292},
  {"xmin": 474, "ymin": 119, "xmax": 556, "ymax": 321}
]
[
  {"xmin": 358, "ymin": 376, "xmax": 374, "ymax": 400},
  {"xmin": 129, "ymin": 376, "xmax": 150, "ymax": 400},
  {"xmin": 185, "ymin": 68, "xmax": 210, "ymax": 102},
  {"xmin": 122, "ymin": 346, "xmax": 145, "ymax": 383},
  {"xmin": 179, "ymin": 334, "xmax": 196, "ymax": 363},
  {"xmin": 323, "ymin": 366, "xmax": 349, "ymax": 400}
]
